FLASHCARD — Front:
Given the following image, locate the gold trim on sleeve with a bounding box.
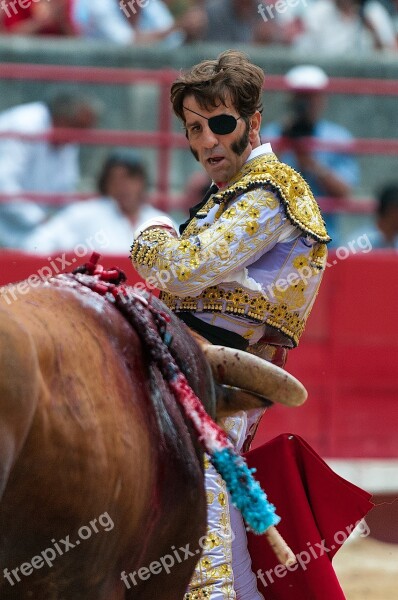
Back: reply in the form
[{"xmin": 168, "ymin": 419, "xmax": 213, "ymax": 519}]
[{"xmin": 130, "ymin": 227, "xmax": 171, "ymax": 268}]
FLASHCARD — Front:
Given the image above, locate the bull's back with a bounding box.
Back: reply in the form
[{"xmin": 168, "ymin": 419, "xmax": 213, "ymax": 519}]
[{"xmin": 0, "ymin": 282, "xmax": 207, "ymax": 599}]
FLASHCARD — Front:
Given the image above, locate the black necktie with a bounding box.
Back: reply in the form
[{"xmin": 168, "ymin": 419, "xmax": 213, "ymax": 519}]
[{"xmin": 179, "ymin": 183, "xmax": 219, "ymax": 235}]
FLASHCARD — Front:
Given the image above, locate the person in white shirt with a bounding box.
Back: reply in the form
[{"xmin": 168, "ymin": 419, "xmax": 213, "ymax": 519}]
[
  {"xmin": 0, "ymin": 91, "xmax": 99, "ymax": 248},
  {"xmin": 0, "ymin": 91, "xmax": 98, "ymax": 195},
  {"xmin": 72, "ymin": 0, "xmax": 206, "ymax": 47},
  {"xmin": 23, "ymin": 151, "xmax": 166, "ymax": 255},
  {"xmin": 293, "ymin": 0, "xmax": 397, "ymax": 54}
]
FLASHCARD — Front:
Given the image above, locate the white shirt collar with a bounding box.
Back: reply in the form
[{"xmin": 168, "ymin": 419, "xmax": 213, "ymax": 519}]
[
  {"xmin": 246, "ymin": 142, "xmax": 273, "ymax": 163},
  {"xmin": 212, "ymin": 143, "xmax": 274, "ymax": 187}
]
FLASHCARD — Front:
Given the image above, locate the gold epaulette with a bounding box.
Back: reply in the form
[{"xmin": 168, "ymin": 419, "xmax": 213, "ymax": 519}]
[{"xmin": 212, "ymin": 154, "xmax": 330, "ymax": 243}]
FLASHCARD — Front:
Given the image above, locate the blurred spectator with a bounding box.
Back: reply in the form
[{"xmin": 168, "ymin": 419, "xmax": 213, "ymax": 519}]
[
  {"xmin": 0, "ymin": 91, "xmax": 98, "ymax": 248},
  {"xmin": 165, "ymin": 0, "xmax": 199, "ymax": 18},
  {"xmin": 0, "ymin": 91, "xmax": 99, "ymax": 195},
  {"xmin": 366, "ymin": 184, "xmax": 398, "ymax": 249},
  {"xmin": 292, "ymin": 0, "xmax": 397, "ymax": 54},
  {"xmin": 0, "ymin": 201, "xmax": 47, "ymax": 249},
  {"xmin": 72, "ymin": 0, "xmax": 205, "ymax": 46},
  {"xmin": 204, "ymin": 0, "xmax": 258, "ymax": 43},
  {"xmin": 0, "ymin": 0, "xmax": 75, "ymax": 35},
  {"xmin": 22, "ymin": 151, "xmax": 167, "ymax": 254},
  {"xmin": 262, "ymin": 65, "xmax": 359, "ymax": 245},
  {"xmin": 255, "ymin": 0, "xmax": 316, "ymax": 45},
  {"xmin": 391, "ymin": 0, "xmax": 398, "ymax": 40}
]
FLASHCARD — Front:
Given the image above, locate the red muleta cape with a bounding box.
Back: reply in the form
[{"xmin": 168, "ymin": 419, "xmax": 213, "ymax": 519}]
[{"xmin": 244, "ymin": 434, "xmax": 374, "ymax": 600}]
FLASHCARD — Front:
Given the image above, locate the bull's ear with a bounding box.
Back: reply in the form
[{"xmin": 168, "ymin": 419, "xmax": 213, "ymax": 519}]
[{"xmin": 215, "ymin": 384, "xmax": 273, "ymax": 420}]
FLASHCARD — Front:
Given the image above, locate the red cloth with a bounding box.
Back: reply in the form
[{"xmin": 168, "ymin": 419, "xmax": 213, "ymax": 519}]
[
  {"xmin": 1, "ymin": 5, "xmax": 34, "ymax": 30},
  {"xmin": 244, "ymin": 434, "xmax": 374, "ymax": 600}
]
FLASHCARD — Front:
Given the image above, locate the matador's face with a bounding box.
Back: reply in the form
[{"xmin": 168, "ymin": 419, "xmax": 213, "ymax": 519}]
[{"xmin": 183, "ymin": 94, "xmax": 260, "ymax": 187}]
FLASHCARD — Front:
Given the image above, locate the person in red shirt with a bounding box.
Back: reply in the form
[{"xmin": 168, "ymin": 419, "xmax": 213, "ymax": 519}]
[{"xmin": 0, "ymin": 0, "xmax": 75, "ymax": 35}]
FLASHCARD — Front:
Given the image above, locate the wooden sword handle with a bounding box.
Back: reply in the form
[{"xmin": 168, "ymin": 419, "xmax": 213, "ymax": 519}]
[{"xmin": 265, "ymin": 526, "xmax": 297, "ymax": 566}]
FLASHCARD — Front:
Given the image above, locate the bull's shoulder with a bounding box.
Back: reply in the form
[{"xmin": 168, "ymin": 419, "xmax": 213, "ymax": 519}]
[{"xmin": 0, "ymin": 309, "xmax": 40, "ymax": 496}]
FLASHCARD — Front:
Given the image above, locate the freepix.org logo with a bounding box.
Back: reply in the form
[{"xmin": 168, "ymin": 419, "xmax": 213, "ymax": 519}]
[
  {"xmin": 257, "ymin": 0, "xmax": 309, "ymax": 22},
  {"xmin": 3, "ymin": 512, "xmax": 114, "ymax": 587},
  {"xmin": 0, "ymin": 0, "xmax": 52, "ymax": 19},
  {"xmin": 0, "ymin": 230, "xmax": 109, "ymax": 305}
]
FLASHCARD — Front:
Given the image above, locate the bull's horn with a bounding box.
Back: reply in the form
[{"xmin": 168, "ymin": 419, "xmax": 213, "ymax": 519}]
[{"xmin": 202, "ymin": 345, "xmax": 307, "ymax": 407}]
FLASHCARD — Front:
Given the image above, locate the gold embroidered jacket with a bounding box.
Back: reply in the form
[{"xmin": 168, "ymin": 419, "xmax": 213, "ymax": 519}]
[{"xmin": 131, "ymin": 152, "xmax": 329, "ymax": 347}]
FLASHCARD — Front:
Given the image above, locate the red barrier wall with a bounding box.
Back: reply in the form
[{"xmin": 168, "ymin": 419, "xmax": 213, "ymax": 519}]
[
  {"xmin": 255, "ymin": 251, "xmax": 398, "ymax": 458},
  {"xmin": 1, "ymin": 250, "xmax": 397, "ymax": 459}
]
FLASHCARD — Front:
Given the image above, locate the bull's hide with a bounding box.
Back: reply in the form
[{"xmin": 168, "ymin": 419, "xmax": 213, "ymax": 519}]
[{"xmin": 0, "ymin": 276, "xmax": 215, "ymax": 600}]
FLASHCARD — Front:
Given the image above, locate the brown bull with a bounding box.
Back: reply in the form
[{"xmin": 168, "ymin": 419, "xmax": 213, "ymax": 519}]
[{"xmin": 0, "ymin": 274, "xmax": 216, "ymax": 600}]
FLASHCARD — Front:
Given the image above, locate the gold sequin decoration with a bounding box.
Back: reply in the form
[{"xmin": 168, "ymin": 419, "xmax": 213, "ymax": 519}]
[
  {"xmin": 159, "ymin": 286, "xmax": 306, "ymax": 347},
  {"xmin": 198, "ymin": 154, "xmax": 330, "ymax": 243},
  {"xmin": 130, "ymin": 227, "xmax": 171, "ymax": 268}
]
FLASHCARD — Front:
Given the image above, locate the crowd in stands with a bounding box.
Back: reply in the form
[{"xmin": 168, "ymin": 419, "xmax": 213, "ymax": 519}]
[
  {"xmin": 261, "ymin": 65, "xmax": 360, "ymax": 244},
  {"xmin": 22, "ymin": 151, "xmax": 166, "ymax": 254},
  {"xmin": 0, "ymin": 91, "xmax": 100, "ymax": 248},
  {"xmin": 0, "ymin": 0, "xmax": 397, "ymax": 51},
  {"xmin": 0, "ymin": 72, "xmax": 396, "ymax": 252},
  {"xmin": 0, "ymin": 1, "xmax": 397, "ymax": 253}
]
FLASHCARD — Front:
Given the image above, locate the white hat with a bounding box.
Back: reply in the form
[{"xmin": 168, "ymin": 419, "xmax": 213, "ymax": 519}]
[{"xmin": 285, "ymin": 65, "xmax": 329, "ymax": 91}]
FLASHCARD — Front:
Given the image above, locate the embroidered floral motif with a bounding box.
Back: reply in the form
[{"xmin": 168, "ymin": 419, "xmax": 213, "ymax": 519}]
[
  {"xmin": 176, "ymin": 266, "xmax": 192, "ymax": 281},
  {"xmin": 293, "ymin": 255, "xmax": 309, "ymax": 270},
  {"xmin": 204, "ymin": 532, "xmax": 222, "ymax": 549},
  {"xmin": 236, "ymin": 199, "xmax": 249, "ymax": 211},
  {"xmin": 224, "ymin": 231, "xmax": 235, "ymax": 243},
  {"xmin": 200, "ymin": 557, "xmax": 213, "ymax": 571},
  {"xmin": 218, "ymin": 492, "xmax": 227, "ymax": 507},
  {"xmin": 222, "ymin": 207, "xmax": 236, "ymax": 219},
  {"xmin": 226, "ymin": 288, "xmax": 250, "ymax": 304},
  {"xmin": 248, "ymin": 207, "xmax": 260, "ymax": 219},
  {"xmin": 178, "ymin": 240, "xmax": 193, "ymax": 253},
  {"xmin": 204, "ymin": 286, "xmax": 225, "ymax": 301},
  {"xmin": 244, "ymin": 220, "xmax": 259, "ymax": 235}
]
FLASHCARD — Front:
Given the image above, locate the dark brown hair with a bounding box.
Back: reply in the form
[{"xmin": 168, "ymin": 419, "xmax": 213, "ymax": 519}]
[
  {"xmin": 171, "ymin": 50, "xmax": 265, "ymax": 124},
  {"xmin": 97, "ymin": 151, "xmax": 147, "ymax": 195}
]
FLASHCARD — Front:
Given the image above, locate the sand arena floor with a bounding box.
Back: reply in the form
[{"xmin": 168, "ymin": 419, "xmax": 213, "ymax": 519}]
[{"xmin": 334, "ymin": 537, "xmax": 398, "ymax": 600}]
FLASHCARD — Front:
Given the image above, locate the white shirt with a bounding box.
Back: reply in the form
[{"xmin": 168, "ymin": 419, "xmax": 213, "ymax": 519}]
[
  {"xmin": 0, "ymin": 102, "xmax": 79, "ymax": 194},
  {"xmin": 23, "ymin": 198, "xmax": 166, "ymax": 255},
  {"xmin": 294, "ymin": 0, "xmax": 397, "ymax": 54},
  {"xmin": 0, "ymin": 201, "xmax": 47, "ymax": 248},
  {"xmin": 72, "ymin": 0, "xmax": 182, "ymax": 47}
]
